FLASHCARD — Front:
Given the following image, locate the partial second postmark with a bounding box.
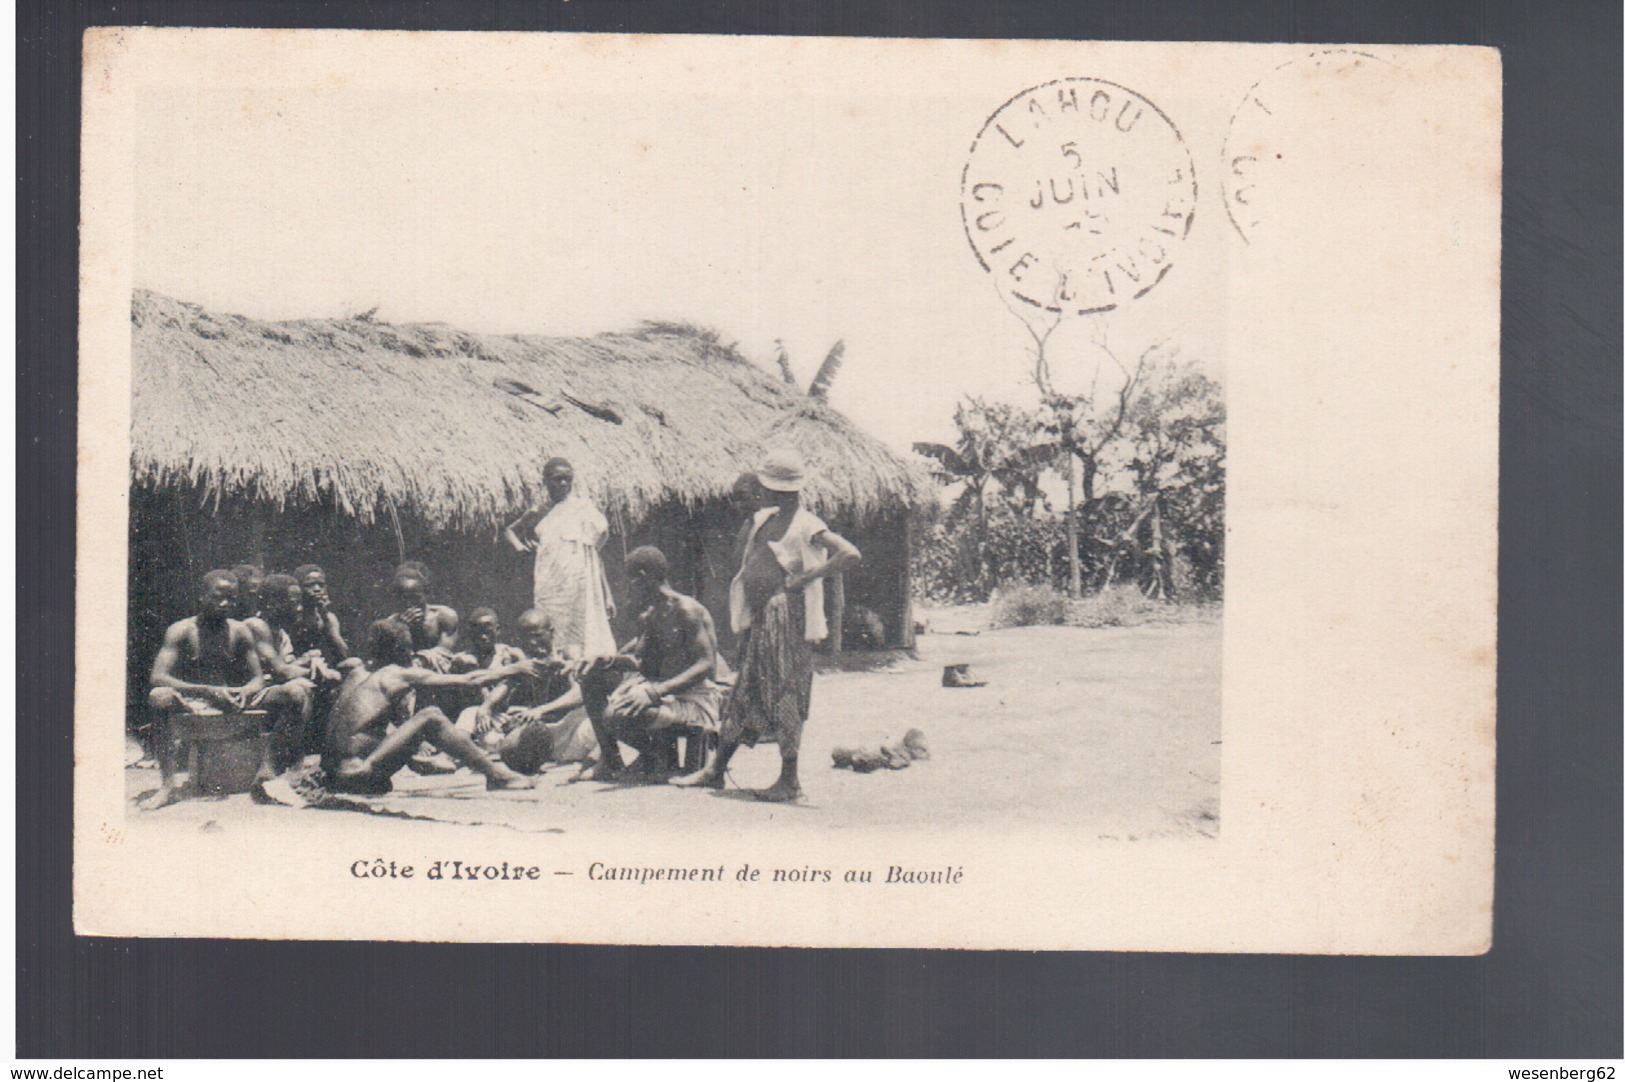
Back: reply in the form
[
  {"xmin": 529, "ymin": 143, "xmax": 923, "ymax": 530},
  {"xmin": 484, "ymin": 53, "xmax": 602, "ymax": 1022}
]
[{"xmin": 1221, "ymin": 49, "xmax": 1397, "ymax": 246}]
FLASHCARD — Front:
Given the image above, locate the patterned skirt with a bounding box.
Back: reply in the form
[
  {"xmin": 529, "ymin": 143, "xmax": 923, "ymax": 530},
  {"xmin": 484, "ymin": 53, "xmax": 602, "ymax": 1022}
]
[{"xmin": 723, "ymin": 591, "xmax": 813, "ymax": 749}]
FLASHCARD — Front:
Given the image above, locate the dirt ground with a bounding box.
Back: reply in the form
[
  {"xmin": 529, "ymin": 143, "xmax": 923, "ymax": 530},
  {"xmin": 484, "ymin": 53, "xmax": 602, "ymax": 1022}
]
[{"xmin": 125, "ymin": 607, "xmax": 1221, "ymax": 842}]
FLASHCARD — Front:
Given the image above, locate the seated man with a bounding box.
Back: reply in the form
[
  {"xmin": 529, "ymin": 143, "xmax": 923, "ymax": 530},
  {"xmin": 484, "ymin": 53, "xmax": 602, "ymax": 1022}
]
[
  {"xmin": 444, "ymin": 607, "xmax": 523, "ymax": 733},
  {"xmin": 250, "ymin": 572, "xmax": 340, "ymax": 760},
  {"xmin": 231, "ymin": 564, "xmax": 265, "ymax": 622},
  {"xmin": 236, "ymin": 562, "xmax": 326, "ymax": 761},
  {"xmin": 257, "ymin": 654, "xmax": 540, "ymax": 803},
  {"xmin": 463, "ymin": 609, "xmax": 599, "ymax": 774},
  {"xmin": 365, "ymin": 561, "xmax": 459, "ymax": 669},
  {"xmin": 237, "ymin": 568, "xmax": 275, "ymax": 654},
  {"xmin": 364, "ymin": 562, "xmax": 465, "ymax": 775},
  {"xmin": 290, "ymin": 564, "xmax": 351, "ymax": 666},
  {"xmin": 579, "ymin": 546, "xmax": 723, "ymax": 782},
  {"xmin": 143, "ymin": 570, "xmax": 268, "ymax": 810},
  {"xmin": 259, "ymin": 573, "xmax": 344, "ymax": 684}
]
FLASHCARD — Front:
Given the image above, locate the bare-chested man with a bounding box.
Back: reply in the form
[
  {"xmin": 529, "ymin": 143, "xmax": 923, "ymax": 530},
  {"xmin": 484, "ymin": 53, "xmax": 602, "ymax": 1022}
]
[
  {"xmin": 142, "ymin": 570, "xmax": 267, "ymax": 810},
  {"xmin": 462, "ymin": 609, "xmax": 598, "ymax": 774},
  {"xmin": 259, "ymin": 573, "xmax": 344, "ymax": 683},
  {"xmin": 290, "ymin": 564, "xmax": 351, "ymax": 665},
  {"xmin": 252, "ymin": 572, "xmax": 354, "ymax": 761},
  {"xmin": 281, "ymin": 655, "xmax": 539, "ymax": 800},
  {"xmin": 236, "ymin": 565, "xmax": 274, "ymax": 658},
  {"xmin": 579, "ymin": 546, "xmax": 722, "ymax": 782},
  {"xmin": 231, "ymin": 564, "xmax": 265, "ymax": 622},
  {"xmin": 226, "ymin": 571, "xmax": 327, "ymax": 778},
  {"xmin": 449, "ymin": 607, "xmax": 527, "ymax": 735},
  {"xmin": 364, "ymin": 562, "xmax": 467, "ymax": 775},
  {"xmin": 365, "ymin": 562, "xmax": 460, "ymax": 669}
]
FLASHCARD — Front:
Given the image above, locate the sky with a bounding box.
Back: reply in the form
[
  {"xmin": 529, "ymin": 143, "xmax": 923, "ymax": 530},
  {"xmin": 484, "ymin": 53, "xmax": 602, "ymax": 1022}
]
[{"xmin": 130, "ymin": 34, "xmax": 1235, "ymax": 453}]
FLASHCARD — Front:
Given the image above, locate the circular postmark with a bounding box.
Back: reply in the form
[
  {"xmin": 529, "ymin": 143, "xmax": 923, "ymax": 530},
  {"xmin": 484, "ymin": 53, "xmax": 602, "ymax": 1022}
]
[
  {"xmin": 960, "ymin": 78, "xmax": 1197, "ymax": 315},
  {"xmin": 1221, "ymin": 50, "xmax": 1396, "ymax": 245}
]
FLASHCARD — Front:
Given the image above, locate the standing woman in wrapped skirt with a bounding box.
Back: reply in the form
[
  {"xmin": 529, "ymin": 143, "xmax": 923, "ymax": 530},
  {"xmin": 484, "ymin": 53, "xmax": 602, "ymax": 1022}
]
[{"xmin": 672, "ymin": 449, "xmax": 860, "ymax": 802}]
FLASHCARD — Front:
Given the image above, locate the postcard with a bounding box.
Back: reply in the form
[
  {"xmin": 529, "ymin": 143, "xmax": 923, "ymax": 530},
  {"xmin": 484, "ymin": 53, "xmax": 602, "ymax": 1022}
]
[{"xmin": 76, "ymin": 30, "xmax": 1498, "ymax": 951}]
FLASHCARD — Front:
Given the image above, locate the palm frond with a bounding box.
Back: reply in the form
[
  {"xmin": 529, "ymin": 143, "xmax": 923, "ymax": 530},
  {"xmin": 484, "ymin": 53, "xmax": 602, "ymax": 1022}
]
[
  {"xmin": 773, "ymin": 339, "xmax": 798, "ymax": 387},
  {"xmin": 912, "ymin": 441, "xmax": 972, "ymax": 479},
  {"xmin": 808, "ymin": 340, "xmax": 845, "ymax": 399}
]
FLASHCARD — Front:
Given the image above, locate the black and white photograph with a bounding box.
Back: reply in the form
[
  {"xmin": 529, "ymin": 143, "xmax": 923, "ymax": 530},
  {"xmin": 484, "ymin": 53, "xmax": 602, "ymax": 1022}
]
[{"xmin": 74, "ymin": 31, "xmax": 1497, "ymax": 951}]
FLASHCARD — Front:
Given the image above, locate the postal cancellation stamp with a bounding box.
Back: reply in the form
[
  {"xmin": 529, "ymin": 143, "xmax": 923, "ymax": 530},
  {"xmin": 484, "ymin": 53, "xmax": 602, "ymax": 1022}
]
[
  {"xmin": 960, "ymin": 78, "xmax": 1197, "ymax": 315},
  {"xmin": 1221, "ymin": 50, "xmax": 1396, "ymax": 246}
]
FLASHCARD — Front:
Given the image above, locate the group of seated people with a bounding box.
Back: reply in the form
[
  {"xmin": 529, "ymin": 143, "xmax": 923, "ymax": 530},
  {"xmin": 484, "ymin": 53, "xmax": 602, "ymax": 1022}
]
[{"xmin": 140, "ymin": 548, "xmax": 726, "ymax": 810}]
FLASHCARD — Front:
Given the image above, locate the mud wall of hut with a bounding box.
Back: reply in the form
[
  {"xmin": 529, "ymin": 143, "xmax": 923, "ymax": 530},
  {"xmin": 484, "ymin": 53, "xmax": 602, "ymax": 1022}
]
[{"xmin": 127, "ymin": 483, "xmax": 914, "ymax": 730}]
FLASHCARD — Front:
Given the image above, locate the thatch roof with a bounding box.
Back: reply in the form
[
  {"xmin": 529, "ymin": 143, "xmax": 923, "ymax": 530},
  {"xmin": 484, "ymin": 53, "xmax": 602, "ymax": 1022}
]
[{"xmin": 130, "ymin": 290, "xmax": 934, "ymax": 529}]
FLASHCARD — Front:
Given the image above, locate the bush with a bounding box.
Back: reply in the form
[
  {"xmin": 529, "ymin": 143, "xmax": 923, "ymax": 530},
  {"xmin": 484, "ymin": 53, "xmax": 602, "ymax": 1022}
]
[
  {"xmin": 1068, "ymin": 584, "xmax": 1172, "ymax": 628},
  {"xmin": 990, "ymin": 583, "xmax": 1072, "ymax": 628},
  {"xmin": 914, "ymin": 504, "xmax": 1069, "ymax": 604},
  {"xmin": 912, "ymin": 519, "xmax": 982, "ymax": 604},
  {"xmin": 912, "ymin": 485, "xmax": 1225, "ymax": 605}
]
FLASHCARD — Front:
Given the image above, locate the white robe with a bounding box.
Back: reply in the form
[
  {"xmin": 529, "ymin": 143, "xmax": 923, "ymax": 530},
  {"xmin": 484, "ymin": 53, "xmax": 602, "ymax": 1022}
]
[{"xmin": 531, "ymin": 495, "xmax": 616, "ymax": 659}]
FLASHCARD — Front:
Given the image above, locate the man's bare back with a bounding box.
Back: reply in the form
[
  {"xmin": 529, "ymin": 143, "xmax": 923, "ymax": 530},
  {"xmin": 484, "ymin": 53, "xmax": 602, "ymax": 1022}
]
[
  {"xmin": 324, "ymin": 662, "xmax": 520, "ymax": 758},
  {"xmin": 292, "ymin": 659, "xmax": 536, "ymax": 798}
]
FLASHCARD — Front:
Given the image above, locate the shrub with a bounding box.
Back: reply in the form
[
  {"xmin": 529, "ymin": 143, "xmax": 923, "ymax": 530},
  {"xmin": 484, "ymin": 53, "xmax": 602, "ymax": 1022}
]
[
  {"xmin": 1068, "ymin": 584, "xmax": 1168, "ymax": 629},
  {"xmin": 913, "ymin": 504, "xmax": 1069, "ymax": 604},
  {"xmin": 912, "ymin": 485, "xmax": 1225, "ymax": 605},
  {"xmin": 990, "ymin": 583, "xmax": 1072, "ymax": 628},
  {"xmin": 912, "ymin": 519, "xmax": 983, "ymax": 604}
]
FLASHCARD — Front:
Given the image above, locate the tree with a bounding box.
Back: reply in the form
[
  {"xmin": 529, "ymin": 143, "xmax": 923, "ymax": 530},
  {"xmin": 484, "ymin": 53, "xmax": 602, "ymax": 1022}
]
[
  {"xmin": 1028, "ymin": 324, "xmax": 1161, "ymax": 596},
  {"xmin": 913, "ymin": 399, "xmax": 1053, "ymax": 597},
  {"xmin": 926, "ymin": 266, "xmax": 1228, "ymax": 602},
  {"xmin": 1118, "ymin": 355, "xmax": 1224, "ymax": 494},
  {"xmin": 1104, "ymin": 355, "xmax": 1226, "ymax": 599}
]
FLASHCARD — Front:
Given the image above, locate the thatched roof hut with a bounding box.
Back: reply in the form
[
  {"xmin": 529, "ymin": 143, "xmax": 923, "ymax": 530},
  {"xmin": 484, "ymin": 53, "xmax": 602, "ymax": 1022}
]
[
  {"xmin": 125, "ymin": 291, "xmax": 930, "ymax": 725},
  {"xmin": 131, "ymin": 290, "xmax": 932, "ymax": 529}
]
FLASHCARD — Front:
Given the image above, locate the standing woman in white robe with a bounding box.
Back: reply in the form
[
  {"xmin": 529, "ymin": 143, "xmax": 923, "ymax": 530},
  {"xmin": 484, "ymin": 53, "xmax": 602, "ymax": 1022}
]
[{"xmin": 504, "ymin": 458, "xmax": 617, "ymax": 662}]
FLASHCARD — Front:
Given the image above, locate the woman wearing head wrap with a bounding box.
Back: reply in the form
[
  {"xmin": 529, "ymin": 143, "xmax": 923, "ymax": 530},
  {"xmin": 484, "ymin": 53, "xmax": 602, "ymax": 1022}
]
[
  {"xmin": 503, "ymin": 457, "xmax": 618, "ymax": 662},
  {"xmin": 671, "ymin": 448, "xmax": 861, "ymax": 802}
]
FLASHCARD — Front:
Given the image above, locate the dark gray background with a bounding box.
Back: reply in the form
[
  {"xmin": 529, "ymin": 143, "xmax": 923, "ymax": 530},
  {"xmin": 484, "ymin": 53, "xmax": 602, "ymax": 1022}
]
[{"xmin": 18, "ymin": 0, "xmax": 1621, "ymax": 1057}]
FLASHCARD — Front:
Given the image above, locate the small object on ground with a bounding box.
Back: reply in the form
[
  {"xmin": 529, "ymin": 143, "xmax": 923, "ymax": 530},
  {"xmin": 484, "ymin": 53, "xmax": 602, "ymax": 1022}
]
[
  {"xmin": 125, "ymin": 734, "xmax": 146, "ymax": 767},
  {"xmin": 877, "ymin": 742, "xmax": 913, "ymax": 769},
  {"xmin": 942, "ymin": 663, "xmax": 986, "ymax": 688},
  {"xmin": 832, "ymin": 729, "xmax": 929, "ymax": 773}
]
